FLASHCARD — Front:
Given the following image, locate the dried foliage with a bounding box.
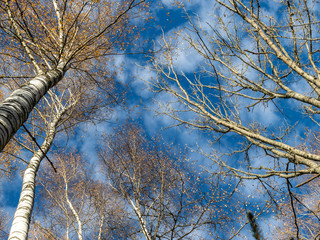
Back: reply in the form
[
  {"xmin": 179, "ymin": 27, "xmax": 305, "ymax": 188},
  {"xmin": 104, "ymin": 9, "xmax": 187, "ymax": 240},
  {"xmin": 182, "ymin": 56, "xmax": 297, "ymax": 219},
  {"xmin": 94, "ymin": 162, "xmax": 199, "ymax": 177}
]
[{"xmin": 100, "ymin": 122, "xmax": 233, "ymax": 239}]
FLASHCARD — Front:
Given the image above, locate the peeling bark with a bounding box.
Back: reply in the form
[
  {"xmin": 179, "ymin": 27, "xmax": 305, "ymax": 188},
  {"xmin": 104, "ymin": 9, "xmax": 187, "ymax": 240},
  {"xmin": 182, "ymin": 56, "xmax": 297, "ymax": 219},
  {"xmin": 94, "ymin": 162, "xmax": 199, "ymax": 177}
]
[{"xmin": 0, "ymin": 63, "xmax": 65, "ymax": 152}]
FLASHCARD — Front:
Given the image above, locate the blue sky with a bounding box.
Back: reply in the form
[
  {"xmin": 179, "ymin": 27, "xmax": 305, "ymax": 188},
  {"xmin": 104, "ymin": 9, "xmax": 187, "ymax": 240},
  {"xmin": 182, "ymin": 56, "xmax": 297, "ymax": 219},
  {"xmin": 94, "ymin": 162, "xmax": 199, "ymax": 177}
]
[
  {"xmin": 1, "ymin": 0, "xmax": 317, "ymax": 239},
  {"xmin": 91, "ymin": 1, "xmax": 285, "ymax": 238}
]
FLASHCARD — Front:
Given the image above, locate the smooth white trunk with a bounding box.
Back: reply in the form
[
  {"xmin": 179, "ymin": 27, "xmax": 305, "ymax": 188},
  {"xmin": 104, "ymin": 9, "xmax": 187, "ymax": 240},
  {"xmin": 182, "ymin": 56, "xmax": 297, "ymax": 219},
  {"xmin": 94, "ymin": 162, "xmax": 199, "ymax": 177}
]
[
  {"xmin": 0, "ymin": 63, "xmax": 65, "ymax": 152},
  {"xmin": 98, "ymin": 215, "xmax": 105, "ymax": 240},
  {"xmin": 128, "ymin": 198, "xmax": 152, "ymax": 240},
  {"xmin": 65, "ymin": 182, "xmax": 83, "ymax": 240},
  {"xmin": 9, "ymin": 153, "xmax": 46, "ymax": 240},
  {"xmin": 8, "ymin": 115, "xmax": 61, "ymax": 240}
]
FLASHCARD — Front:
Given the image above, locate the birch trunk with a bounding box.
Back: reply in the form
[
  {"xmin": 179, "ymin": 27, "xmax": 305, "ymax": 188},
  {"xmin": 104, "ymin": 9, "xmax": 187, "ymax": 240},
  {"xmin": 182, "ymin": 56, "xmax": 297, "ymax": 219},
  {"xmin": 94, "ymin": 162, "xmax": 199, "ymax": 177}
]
[
  {"xmin": 65, "ymin": 183, "xmax": 83, "ymax": 240},
  {"xmin": 128, "ymin": 198, "xmax": 152, "ymax": 240},
  {"xmin": 8, "ymin": 112, "xmax": 62, "ymax": 240},
  {"xmin": 0, "ymin": 62, "xmax": 65, "ymax": 152}
]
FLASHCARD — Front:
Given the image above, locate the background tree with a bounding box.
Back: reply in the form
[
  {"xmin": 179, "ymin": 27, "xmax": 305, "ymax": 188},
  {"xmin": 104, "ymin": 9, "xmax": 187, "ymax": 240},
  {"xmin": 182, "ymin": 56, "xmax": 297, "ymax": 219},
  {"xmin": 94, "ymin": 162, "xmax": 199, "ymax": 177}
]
[
  {"xmin": 100, "ymin": 122, "xmax": 233, "ymax": 239},
  {"xmin": 29, "ymin": 151, "xmax": 132, "ymax": 240},
  {"xmin": 273, "ymin": 182, "xmax": 320, "ymax": 240},
  {"xmin": 152, "ymin": 0, "xmax": 320, "ymax": 198},
  {"xmin": 0, "ymin": 210, "xmax": 8, "ymax": 239},
  {"xmin": 271, "ymin": 132, "xmax": 320, "ymax": 240},
  {"xmin": 150, "ymin": 0, "xmax": 320, "ymax": 237}
]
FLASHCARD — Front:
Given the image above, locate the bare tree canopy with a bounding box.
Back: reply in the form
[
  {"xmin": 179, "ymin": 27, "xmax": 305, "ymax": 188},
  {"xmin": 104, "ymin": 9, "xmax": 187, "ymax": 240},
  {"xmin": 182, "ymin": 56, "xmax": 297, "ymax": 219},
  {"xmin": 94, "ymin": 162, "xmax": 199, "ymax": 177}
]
[
  {"xmin": 0, "ymin": 0, "xmax": 146, "ymax": 152},
  {"xmin": 149, "ymin": 2, "xmax": 320, "ymax": 237},
  {"xmin": 152, "ymin": 0, "xmax": 320, "ymax": 182},
  {"xmin": 100, "ymin": 122, "xmax": 230, "ymax": 239},
  {"xmin": 4, "ymin": 0, "xmax": 320, "ymax": 238}
]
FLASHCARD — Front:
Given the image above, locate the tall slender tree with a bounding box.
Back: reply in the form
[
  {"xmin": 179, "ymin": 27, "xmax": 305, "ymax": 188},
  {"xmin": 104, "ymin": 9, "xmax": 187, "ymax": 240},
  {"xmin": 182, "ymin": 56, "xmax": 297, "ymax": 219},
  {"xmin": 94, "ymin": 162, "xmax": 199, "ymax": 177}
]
[
  {"xmin": 29, "ymin": 152, "xmax": 131, "ymax": 240},
  {"xmin": 8, "ymin": 61, "xmax": 120, "ymax": 239}
]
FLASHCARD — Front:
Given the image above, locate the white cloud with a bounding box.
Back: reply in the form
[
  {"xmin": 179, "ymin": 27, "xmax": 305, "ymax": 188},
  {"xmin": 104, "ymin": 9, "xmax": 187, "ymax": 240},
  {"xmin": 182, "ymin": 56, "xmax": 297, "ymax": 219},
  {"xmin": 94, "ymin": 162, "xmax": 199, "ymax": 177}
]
[
  {"xmin": 154, "ymin": 32, "xmax": 204, "ymax": 74},
  {"xmin": 172, "ymin": 44, "xmax": 204, "ymax": 73},
  {"xmin": 132, "ymin": 64, "xmax": 156, "ymax": 98},
  {"xmin": 160, "ymin": 0, "xmax": 176, "ymax": 7},
  {"xmin": 113, "ymin": 55, "xmax": 128, "ymax": 84},
  {"xmin": 160, "ymin": 0, "xmax": 201, "ymax": 9},
  {"xmin": 260, "ymin": 214, "xmax": 283, "ymax": 239}
]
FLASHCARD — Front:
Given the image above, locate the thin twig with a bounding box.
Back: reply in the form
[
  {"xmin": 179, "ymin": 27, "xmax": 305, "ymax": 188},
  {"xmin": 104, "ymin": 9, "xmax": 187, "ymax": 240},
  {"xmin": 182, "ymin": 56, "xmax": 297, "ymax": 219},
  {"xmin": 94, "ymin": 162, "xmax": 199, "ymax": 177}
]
[{"xmin": 295, "ymin": 174, "xmax": 320, "ymax": 188}]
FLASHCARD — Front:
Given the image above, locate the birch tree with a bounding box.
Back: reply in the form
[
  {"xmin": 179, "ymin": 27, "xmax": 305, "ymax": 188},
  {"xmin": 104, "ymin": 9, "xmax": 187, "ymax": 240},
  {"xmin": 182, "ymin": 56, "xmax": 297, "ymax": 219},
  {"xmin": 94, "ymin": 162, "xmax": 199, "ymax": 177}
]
[
  {"xmin": 7, "ymin": 65, "xmax": 119, "ymax": 239},
  {"xmin": 152, "ymin": 0, "xmax": 320, "ymax": 185},
  {"xmin": 151, "ymin": 1, "xmax": 320, "ymax": 236},
  {"xmin": 0, "ymin": 91, "xmax": 21, "ymax": 180},
  {"xmin": 0, "ymin": 0, "xmax": 146, "ymax": 152},
  {"xmin": 0, "ymin": 1, "xmax": 145, "ymax": 237},
  {"xmin": 29, "ymin": 152, "xmax": 131, "ymax": 240},
  {"xmin": 100, "ymin": 122, "xmax": 228, "ymax": 239}
]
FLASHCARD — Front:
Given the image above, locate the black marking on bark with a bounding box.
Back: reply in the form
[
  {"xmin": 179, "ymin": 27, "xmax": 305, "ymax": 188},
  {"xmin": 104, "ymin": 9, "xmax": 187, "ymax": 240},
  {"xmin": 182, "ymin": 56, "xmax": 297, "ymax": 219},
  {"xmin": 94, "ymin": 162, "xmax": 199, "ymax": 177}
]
[{"xmin": 21, "ymin": 124, "xmax": 57, "ymax": 173}]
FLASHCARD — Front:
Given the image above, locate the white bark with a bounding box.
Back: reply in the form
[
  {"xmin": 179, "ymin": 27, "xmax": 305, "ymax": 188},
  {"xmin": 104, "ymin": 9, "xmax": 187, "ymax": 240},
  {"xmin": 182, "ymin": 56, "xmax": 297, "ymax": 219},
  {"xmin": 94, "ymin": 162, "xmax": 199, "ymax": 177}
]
[
  {"xmin": 128, "ymin": 198, "xmax": 152, "ymax": 240},
  {"xmin": 0, "ymin": 62, "xmax": 65, "ymax": 152},
  {"xmin": 8, "ymin": 109, "xmax": 64, "ymax": 240},
  {"xmin": 65, "ymin": 182, "xmax": 83, "ymax": 240},
  {"xmin": 97, "ymin": 215, "xmax": 105, "ymax": 240}
]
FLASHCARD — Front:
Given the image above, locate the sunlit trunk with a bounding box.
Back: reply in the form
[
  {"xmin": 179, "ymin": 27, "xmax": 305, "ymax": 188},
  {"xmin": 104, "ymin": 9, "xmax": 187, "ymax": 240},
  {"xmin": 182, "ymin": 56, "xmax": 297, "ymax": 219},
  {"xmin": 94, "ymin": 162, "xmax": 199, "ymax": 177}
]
[
  {"xmin": 128, "ymin": 198, "xmax": 152, "ymax": 240},
  {"xmin": 8, "ymin": 113, "xmax": 62, "ymax": 240},
  {"xmin": 65, "ymin": 182, "xmax": 83, "ymax": 240},
  {"xmin": 0, "ymin": 63, "xmax": 65, "ymax": 152}
]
